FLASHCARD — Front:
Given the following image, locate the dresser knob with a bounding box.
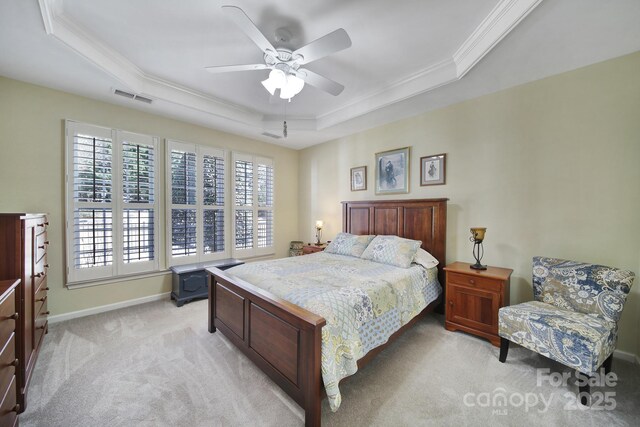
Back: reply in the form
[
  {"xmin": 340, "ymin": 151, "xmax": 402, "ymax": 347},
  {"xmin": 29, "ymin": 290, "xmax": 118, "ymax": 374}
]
[
  {"xmin": 36, "ymin": 296, "xmax": 47, "ymax": 302},
  {"xmin": 43, "ymin": 311, "xmax": 50, "ymax": 315},
  {"xmin": 9, "ymin": 313, "xmax": 18, "ymax": 320},
  {"xmin": 36, "ymin": 325, "xmax": 46, "ymax": 330},
  {"xmin": 11, "ymin": 358, "xmax": 18, "ymax": 367},
  {"xmin": 37, "ymin": 222, "xmax": 48, "ymax": 227},
  {"xmin": 38, "ymin": 245, "xmax": 46, "ymax": 249},
  {"xmin": 45, "ymin": 287, "xmax": 50, "ymax": 291},
  {"xmin": 468, "ymin": 279, "xmax": 475, "ymax": 284},
  {"xmin": 448, "ymin": 300, "xmax": 453, "ymax": 306},
  {"xmin": 11, "ymin": 404, "xmax": 20, "ymax": 412},
  {"xmin": 34, "ymin": 272, "xmax": 44, "ymax": 278},
  {"xmin": 44, "ymin": 264, "xmax": 50, "ymax": 269}
]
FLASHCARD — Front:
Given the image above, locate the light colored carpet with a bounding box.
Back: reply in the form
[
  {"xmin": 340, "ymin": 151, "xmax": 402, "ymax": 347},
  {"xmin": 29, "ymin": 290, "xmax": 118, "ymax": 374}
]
[{"xmin": 21, "ymin": 299, "xmax": 640, "ymax": 426}]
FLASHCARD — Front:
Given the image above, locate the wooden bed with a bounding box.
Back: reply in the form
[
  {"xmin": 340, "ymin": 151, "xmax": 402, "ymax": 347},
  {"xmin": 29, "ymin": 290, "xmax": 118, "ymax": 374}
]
[{"xmin": 207, "ymin": 198, "xmax": 447, "ymax": 426}]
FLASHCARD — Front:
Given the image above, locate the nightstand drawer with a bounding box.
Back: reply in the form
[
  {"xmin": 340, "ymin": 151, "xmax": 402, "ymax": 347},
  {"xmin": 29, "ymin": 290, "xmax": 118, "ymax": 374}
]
[{"xmin": 447, "ymin": 272, "xmax": 502, "ymax": 292}]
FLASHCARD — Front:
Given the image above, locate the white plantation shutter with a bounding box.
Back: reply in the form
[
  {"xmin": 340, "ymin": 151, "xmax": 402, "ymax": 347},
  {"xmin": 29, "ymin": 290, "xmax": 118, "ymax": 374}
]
[
  {"xmin": 203, "ymin": 150, "xmax": 225, "ymax": 254},
  {"xmin": 66, "ymin": 122, "xmax": 159, "ymax": 283},
  {"xmin": 167, "ymin": 141, "xmax": 227, "ymax": 265},
  {"xmin": 119, "ymin": 131, "xmax": 159, "ymax": 274},
  {"xmin": 232, "ymin": 153, "xmax": 274, "ymax": 257}
]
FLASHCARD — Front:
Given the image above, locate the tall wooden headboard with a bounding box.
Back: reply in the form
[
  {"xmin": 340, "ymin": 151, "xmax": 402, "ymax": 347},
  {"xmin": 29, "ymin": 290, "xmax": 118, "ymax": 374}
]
[{"xmin": 342, "ymin": 198, "xmax": 448, "ymax": 285}]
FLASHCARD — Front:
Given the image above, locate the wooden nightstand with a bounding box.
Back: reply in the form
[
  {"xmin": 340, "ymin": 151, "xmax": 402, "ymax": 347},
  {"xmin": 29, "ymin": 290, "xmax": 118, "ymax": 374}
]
[
  {"xmin": 443, "ymin": 262, "xmax": 513, "ymax": 347},
  {"xmin": 302, "ymin": 243, "xmax": 327, "ymax": 254}
]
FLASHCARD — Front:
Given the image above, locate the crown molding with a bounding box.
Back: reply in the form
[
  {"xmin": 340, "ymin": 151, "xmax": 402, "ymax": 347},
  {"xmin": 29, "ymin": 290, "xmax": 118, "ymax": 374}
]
[
  {"xmin": 454, "ymin": 0, "xmax": 543, "ymax": 77},
  {"xmin": 38, "ymin": 0, "xmax": 542, "ymax": 145}
]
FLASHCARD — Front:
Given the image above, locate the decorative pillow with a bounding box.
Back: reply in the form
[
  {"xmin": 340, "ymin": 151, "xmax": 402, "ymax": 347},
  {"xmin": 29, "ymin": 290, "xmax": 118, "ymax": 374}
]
[
  {"xmin": 413, "ymin": 248, "xmax": 439, "ymax": 269},
  {"xmin": 361, "ymin": 235, "xmax": 422, "ymax": 268},
  {"xmin": 324, "ymin": 232, "xmax": 375, "ymax": 257}
]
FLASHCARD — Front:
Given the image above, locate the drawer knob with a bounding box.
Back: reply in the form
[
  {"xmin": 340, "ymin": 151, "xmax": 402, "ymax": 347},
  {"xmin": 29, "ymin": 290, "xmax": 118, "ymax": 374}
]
[
  {"xmin": 38, "ymin": 245, "xmax": 46, "ymax": 249},
  {"xmin": 38, "ymin": 222, "xmax": 49, "ymax": 227},
  {"xmin": 9, "ymin": 313, "xmax": 19, "ymax": 320},
  {"xmin": 34, "ymin": 272, "xmax": 44, "ymax": 278},
  {"xmin": 468, "ymin": 279, "xmax": 475, "ymax": 284},
  {"xmin": 36, "ymin": 325, "xmax": 46, "ymax": 330},
  {"xmin": 11, "ymin": 404, "xmax": 20, "ymax": 413},
  {"xmin": 45, "ymin": 287, "xmax": 50, "ymax": 291},
  {"xmin": 43, "ymin": 311, "xmax": 50, "ymax": 315},
  {"xmin": 448, "ymin": 300, "xmax": 453, "ymax": 306},
  {"xmin": 11, "ymin": 358, "xmax": 18, "ymax": 367},
  {"xmin": 37, "ymin": 296, "xmax": 47, "ymax": 302},
  {"xmin": 45, "ymin": 240, "xmax": 50, "ymax": 245}
]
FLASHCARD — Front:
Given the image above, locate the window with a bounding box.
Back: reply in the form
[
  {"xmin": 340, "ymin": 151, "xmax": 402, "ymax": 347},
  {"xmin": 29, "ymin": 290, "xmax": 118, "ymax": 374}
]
[
  {"xmin": 167, "ymin": 140, "xmax": 226, "ymax": 265},
  {"xmin": 232, "ymin": 153, "xmax": 274, "ymax": 257},
  {"xmin": 66, "ymin": 121, "xmax": 159, "ymax": 283}
]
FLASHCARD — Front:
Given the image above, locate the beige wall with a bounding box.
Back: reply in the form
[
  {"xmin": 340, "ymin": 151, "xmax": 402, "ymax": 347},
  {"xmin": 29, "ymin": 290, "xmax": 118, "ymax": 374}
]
[
  {"xmin": 298, "ymin": 52, "xmax": 640, "ymax": 356},
  {"xmin": 0, "ymin": 77, "xmax": 299, "ymax": 316}
]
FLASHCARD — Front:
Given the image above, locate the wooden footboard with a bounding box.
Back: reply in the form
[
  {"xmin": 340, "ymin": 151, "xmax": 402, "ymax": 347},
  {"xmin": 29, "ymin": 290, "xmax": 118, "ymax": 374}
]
[{"xmin": 208, "ymin": 267, "xmax": 326, "ymax": 427}]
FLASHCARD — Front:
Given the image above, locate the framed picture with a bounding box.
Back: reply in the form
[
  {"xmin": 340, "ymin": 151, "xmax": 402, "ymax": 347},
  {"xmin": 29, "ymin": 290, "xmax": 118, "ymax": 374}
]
[
  {"xmin": 420, "ymin": 153, "xmax": 446, "ymax": 186},
  {"xmin": 375, "ymin": 147, "xmax": 410, "ymax": 194},
  {"xmin": 350, "ymin": 166, "xmax": 367, "ymax": 191}
]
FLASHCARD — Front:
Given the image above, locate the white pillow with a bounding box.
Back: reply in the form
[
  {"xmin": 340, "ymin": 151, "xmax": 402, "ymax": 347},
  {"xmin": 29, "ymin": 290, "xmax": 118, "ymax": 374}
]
[{"xmin": 413, "ymin": 248, "xmax": 439, "ymax": 269}]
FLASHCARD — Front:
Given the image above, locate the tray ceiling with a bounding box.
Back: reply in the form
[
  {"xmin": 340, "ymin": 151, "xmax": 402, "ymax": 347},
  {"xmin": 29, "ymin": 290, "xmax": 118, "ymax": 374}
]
[{"xmin": 1, "ymin": 0, "xmax": 639, "ymax": 148}]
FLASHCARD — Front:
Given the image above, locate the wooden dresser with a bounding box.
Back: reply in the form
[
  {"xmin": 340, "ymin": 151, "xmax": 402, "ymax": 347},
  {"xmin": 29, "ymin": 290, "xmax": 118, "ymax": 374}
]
[
  {"xmin": 0, "ymin": 214, "xmax": 49, "ymax": 413},
  {"xmin": 0, "ymin": 279, "xmax": 20, "ymax": 427},
  {"xmin": 444, "ymin": 262, "xmax": 512, "ymax": 347}
]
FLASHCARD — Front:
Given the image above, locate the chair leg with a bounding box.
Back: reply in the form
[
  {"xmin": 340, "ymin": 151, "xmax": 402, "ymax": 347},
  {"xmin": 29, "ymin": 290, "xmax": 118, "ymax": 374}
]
[
  {"xmin": 577, "ymin": 371, "xmax": 592, "ymax": 406},
  {"xmin": 603, "ymin": 354, "xmax": 614, "ymax": 374},
  {"xmin": 499, "ymin": 337, "xmax": 509, "ymax": 363}
]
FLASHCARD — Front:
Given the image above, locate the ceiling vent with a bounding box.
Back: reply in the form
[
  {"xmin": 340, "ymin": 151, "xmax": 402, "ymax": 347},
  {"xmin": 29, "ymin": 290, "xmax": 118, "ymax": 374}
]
[
  {"xmin": 113, "ymin": 89, "xmax": 153, "ymax": 104},
  {"xmin": 261, "ymin": 132, "xmax": 282, "ymax": 139}
]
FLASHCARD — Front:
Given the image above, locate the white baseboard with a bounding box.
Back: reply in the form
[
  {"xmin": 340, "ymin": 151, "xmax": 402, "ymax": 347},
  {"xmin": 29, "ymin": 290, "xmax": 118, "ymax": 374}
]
[
  {"xmin": 613, "ymin": 348, "xmax": 639, "ymax": 365},
  {"xmin": 48, "ymin": 292, "xmax": 171, "ymax": 324}
]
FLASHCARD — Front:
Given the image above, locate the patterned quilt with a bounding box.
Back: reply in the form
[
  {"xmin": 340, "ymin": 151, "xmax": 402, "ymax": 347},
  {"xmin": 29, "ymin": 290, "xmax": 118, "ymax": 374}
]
[{"xmin": 226, "ymin": 252, "xmax": 441, "ymax": 411}]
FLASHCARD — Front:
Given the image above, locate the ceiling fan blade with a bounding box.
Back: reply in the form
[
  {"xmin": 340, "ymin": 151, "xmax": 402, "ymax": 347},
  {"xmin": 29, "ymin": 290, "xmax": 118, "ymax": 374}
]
[
  {"xmin": 204, "ymin": 64, "xmax": 268, "ymax": 73},
  {"xmin": 292, "ymin": 29, "xmax": 352, "ymax": 65},
  {"xmin": 296, "ymin": 69, "xmax": 344, "ymax": 96},
  {"xmin": 221, "ymin": 5, "xmax": 277, "ymax": 56}
]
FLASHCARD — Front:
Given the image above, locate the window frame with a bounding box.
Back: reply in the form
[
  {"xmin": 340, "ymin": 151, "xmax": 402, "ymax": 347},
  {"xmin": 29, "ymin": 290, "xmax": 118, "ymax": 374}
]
[
  {"xmin": 65, "ymin": 121, "xmax": 160, "ymax": 285},
  {"xmin": 165, "ymin": 139, "xmax": 229, "ymax": 266}
]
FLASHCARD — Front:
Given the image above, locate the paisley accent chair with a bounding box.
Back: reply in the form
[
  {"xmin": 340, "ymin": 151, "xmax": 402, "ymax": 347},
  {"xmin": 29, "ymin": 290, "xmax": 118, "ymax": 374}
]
[{"xmin": 498, "ymin": 256, "xmax": 635, "ymax": 405}]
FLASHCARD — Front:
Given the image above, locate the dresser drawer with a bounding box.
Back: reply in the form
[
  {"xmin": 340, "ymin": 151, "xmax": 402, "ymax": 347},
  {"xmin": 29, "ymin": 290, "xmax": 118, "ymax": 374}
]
[
  {"xmin": 0, "ymin": 291, "xmax": 17, "ymax": 351},
  {"xmin": 35, "ymin": 231, "xmax": 49, "ymax": 262},
  {"xmin": 34, "ymin": 295, "xmax": 48, "ymax": 352},
  {"xmin": 0, "ymin": 334, "xmax": 16, "ymax": 400},
  {"xmin": 447, "ymin": 272, "xmax": 502, "ymax": 293},
  {"xmin": 0, "ymin": 374, "xmax": 17, "ymax": 426},
  {"xmin": 35, "ymin": 275, "xmax": 49, "ymax": 297},
  {"xmin": 34, "ymin": 284, "xmax": 48, "ymax": 309},
  {"xmin": 34, "ymin": 255, "xmax": 48, "ymax": 288}
]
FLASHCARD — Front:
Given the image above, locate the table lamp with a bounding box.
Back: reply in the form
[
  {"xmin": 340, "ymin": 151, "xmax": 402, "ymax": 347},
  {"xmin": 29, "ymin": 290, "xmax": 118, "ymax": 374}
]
[
  {"xmin": 315, "ymin": 220, "xmax": 323, "ymax": 245},
  {"xmin": 469, "ymin": 227, "xmax": 487, "ymax": 270}
]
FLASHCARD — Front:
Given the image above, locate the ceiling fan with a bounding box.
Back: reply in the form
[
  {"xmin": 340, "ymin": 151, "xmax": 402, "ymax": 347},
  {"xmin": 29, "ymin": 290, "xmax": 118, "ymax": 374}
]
[{"xmin": 205, "ymin": 5, "xmax": 352, "ymax": 100}]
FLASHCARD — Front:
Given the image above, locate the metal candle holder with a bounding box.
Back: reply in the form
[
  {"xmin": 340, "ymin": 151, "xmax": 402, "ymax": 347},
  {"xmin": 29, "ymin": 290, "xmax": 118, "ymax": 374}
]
[{"xmin": 469, "ymin": 227, "xmax": 487, "ymax": 270}]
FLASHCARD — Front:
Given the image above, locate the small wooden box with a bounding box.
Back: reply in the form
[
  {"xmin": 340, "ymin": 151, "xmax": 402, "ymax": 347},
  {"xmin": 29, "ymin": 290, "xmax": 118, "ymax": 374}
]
[{"xmin": 443, "ymin": 262, "xmax": 512, "ymax": 347}]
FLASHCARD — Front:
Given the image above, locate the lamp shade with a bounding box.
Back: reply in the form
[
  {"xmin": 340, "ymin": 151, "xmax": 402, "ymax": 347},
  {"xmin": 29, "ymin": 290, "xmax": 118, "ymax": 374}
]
[
  {"xmin": 470, "ymin": 227, "xmax": 486, "ymax": 242},
  {"xmin": 280, "ymin": 75, "xmax": 305, "ymax": 99},
  {"xmin": 315, "ymin": 220, "xmax": 323, "ymax": 229},
  {"xmin": 261, "ymin": 77, "xmax": 277, "ymax": 95}
]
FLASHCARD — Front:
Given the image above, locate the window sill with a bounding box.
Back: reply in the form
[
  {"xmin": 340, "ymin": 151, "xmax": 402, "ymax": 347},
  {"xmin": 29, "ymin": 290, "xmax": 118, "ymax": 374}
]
[{"xmin": 66, "ymin": 269, "xmax": 171, "ymax": 290}]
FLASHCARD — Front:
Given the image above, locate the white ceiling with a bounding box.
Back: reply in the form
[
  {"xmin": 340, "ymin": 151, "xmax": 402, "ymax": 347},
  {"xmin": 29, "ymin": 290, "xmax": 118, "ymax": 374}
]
[{"xmin": 1, "ymin": 0, "xmax": 639, "ymax": 149}]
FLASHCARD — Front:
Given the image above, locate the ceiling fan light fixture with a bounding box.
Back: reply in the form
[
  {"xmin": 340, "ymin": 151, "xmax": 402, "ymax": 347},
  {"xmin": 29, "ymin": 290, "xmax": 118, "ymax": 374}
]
[
  {"xmin": 279, "ymin": 74, "xmax": 305, "ymax": 100},
  {"xmin": 268, "ymin": 69, "xmax": 287, "ymax": 88},
  {"xmin": 261, "ymin": 77, "xmax": 277, "ymax": 95}
]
